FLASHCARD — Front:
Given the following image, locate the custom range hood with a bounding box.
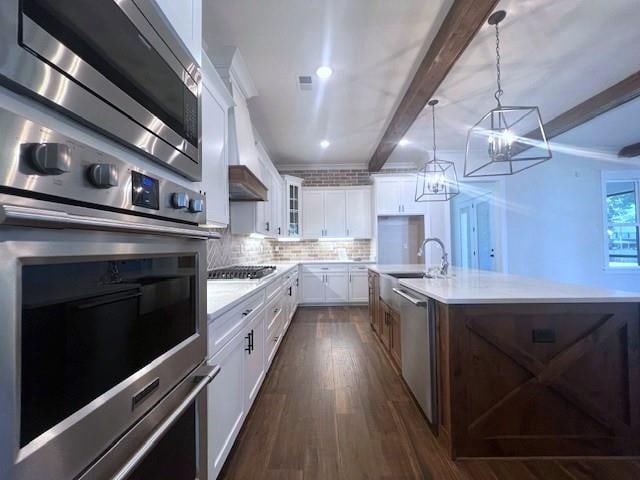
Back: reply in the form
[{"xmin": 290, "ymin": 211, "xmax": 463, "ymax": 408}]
[{"xmin": 212, "ymin": 47, "xmax": 268, "ymax": 201}]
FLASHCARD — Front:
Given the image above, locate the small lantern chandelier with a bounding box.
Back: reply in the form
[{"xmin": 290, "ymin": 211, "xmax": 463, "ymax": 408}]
[
  {"xmin": 464, "ymin": 10, "xmax": 552, "ymax": 178},
  {"xmin": 416, "ymin": 99, "xmax": 460, "ymax": 202}
]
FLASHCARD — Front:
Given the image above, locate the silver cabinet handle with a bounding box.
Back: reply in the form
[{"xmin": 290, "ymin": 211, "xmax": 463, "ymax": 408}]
[
  {"xmin": 0, "ymin": 204, "xmax": 219, "ymax": 239},
  {"xmin": 112, "ymin": 365, "xmax": 220, "ymax": 480},
  {"xmin": 392, "ymin": 288, "xmax": 427, "ymax": 306}
]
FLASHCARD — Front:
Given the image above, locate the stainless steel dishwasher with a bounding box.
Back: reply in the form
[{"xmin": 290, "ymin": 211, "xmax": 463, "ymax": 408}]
[{"xmin": 393, "ymin": 287, "xmax": 438, "ymax": 426}]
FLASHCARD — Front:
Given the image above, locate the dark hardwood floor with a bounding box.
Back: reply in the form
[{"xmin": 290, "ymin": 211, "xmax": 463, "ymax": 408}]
[{"xmin": 219, "ymin": 306, "xmax": 640, "ymax": 480}]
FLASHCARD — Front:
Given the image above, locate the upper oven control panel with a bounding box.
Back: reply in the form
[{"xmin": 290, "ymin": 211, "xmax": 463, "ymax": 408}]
[{"xmin": 0, "ymin": 108, "xmax": 207, "ymax": 226}]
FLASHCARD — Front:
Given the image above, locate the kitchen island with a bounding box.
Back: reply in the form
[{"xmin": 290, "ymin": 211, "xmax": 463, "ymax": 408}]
[{"xmin": 369, "ymin": 266, "xmax": 640, "ymax": 459}]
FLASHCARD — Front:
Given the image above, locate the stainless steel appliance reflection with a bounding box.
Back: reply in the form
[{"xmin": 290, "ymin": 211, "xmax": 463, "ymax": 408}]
[
  {"xmin": 0, "ymin": 107, "xmax": 219, "ymax": 480},
  {"xmin": 0, "ymin": 0, "xmax": 201, "ymax": 180}
]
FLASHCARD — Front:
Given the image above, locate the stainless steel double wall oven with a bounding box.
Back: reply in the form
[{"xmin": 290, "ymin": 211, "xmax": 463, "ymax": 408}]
[
  {"xmin": 0, "ymin": 0, "xmax": 201, "ymax": 180},
  {"xmin": 0, "ymin": 107, "xmax": 217, "ymax": 479}
]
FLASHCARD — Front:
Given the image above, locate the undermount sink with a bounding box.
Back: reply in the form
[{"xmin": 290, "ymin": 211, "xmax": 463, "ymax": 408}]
[{"xmin": 388, "ymin": 272, "xmax": 426, "ymax": 279}]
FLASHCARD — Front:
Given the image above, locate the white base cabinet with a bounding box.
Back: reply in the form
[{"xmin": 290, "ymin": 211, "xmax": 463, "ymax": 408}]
[
  {"xmin": 300, "ymin": 264, "xmax": 371, "ymax": 304},
  {"xmin": 207, "ymin": 268, "xmax": 299, "ymax": 479},
  {"xmin": 207, "ymin": 327, "xmax": 246, "ymax": 479},
  {"xmin": 348, "ymin": 266, "xmax": 369, "ymax": 303}
]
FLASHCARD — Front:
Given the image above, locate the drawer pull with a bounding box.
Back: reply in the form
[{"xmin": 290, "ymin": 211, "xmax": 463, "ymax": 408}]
[{"xmin": 242, "ymin": 308, "xmax": 253, "ymax": 316}]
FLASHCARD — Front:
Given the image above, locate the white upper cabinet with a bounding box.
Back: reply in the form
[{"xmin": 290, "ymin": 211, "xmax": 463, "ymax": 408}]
[
  {"xmin": 374, "ymin": 175, "xmax": 426, "ymax": 215},
  {"xmin": 302, "ymin": 187, "xmax": 372, "ymax": 239},
  {"xmin": 283, "ymin": 176, "xmax": 303, "ymax": 238},
  {"xmin": 199, "ymin": 54, "xmax": 234, "ymax": 227},
  {"xmin": 302, "ymin": 190, "xmax": 327, "ymax": 238},
  {"xmin": 230, "ymin": 143, "xmax": 285, "ymax": 237},
  {"xmin": 324, "ymin": 190, "xmax": 347, "ymax": 237},
  {"xmin": 153, "ymin": 0, "xmax": 202, "ymax": 65},
  {"xmin": 346, "ymin": 188, "xmax": 372, "ymax": 238}
]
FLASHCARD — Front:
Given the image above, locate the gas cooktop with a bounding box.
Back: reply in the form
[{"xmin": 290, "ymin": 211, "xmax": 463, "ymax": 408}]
[{"xmin": 208, "ymin": 265, "xmax": 276, "ymax": 280}]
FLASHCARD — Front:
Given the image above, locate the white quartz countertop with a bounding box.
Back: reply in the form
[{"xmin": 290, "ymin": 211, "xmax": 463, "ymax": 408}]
[
  {"xmin": 392, "ymin": 267, "xmax": 640, "ymax": 304},
  {"xmin": 207, "ymin": 263, "xmax": 297, "ymax": 320},
  {"xmin": 297, "ymin": 259, "xmax": 375, "ymax": 264}
]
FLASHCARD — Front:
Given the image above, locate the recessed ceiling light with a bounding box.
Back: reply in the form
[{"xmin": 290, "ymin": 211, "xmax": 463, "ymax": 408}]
[
  {"xmin": 320, "ymin": 140, "xmax": 330, "ymax": 149},
  {"xmin": 316, "ymin": 66, "xmax": 333, "ymax": 79},
  {"xmin": 399, "ymin": 138, "xmax": 410, "ymax": 147}
]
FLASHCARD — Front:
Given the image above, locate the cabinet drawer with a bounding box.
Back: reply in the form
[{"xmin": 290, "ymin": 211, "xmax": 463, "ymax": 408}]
[
  {"xmin": 302, "ymin": 264, "xmax": 348, "ymax": 274},
  {"xmin": 265, "ymin": 292, "xmax": 285, "ymax": 332},
  {"xmin": 208, "ymin": 290, "xmax": 265, "ymax": 356},
  {"xmin": 265, "ymin": 277, "xmax": 283, "ymax": 301},
  {"xmin": 348, "ymin": 264, "xmax": 370, "ymax": 272}
]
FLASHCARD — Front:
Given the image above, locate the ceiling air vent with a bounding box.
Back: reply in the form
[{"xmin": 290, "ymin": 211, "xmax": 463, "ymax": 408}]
[{"xmin": 297, "ymin": 75, "xmax": 313, "ymax": 92}]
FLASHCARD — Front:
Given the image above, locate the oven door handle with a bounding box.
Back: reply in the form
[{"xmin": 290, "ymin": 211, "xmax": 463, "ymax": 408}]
[
  {"xmin": 112, "ymin": 364, "xmax": 221, "ymax": 480},
  {"xmin": 0, "ymin": 204, "xmax": 220, "ymax": 239}
]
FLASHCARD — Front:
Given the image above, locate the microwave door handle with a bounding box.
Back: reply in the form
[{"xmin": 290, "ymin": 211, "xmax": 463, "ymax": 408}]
[
  {"xmin": 392, "ymin": 288, "xmax": 427, "ymax": 306},
  {"xmin": 73, "ymin": 291, "xmax": 142, "ymax": 310},
  {"xmin": 0, "ymin": 204, "xmax": 220, "ymax": 240},
  {"xmin": 112, "ymin": 364, "xmax": 221, "ymax": 480}
]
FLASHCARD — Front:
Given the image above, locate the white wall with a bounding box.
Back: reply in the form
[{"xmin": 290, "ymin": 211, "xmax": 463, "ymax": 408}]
[{"xmin": 502, "ymin": 152, "xmax": 640, "ymax": 292}]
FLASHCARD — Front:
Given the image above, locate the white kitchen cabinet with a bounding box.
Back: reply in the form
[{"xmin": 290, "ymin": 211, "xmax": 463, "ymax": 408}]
[
  {"xmin": 348, "ymin": 271, "xmax": 369, "ymax": 303},
  {"xmin": 302, "ymin": 190, "xmax": 325, "ymax": 238},
  {"xmin": 200, "ymin": 54, "xmax": 233, "ymax": 227},
  {"xmin": 244, "ymin": 310, "xmax": 265, "ymax": 409},
  {"xmin": 374, "ymin": 176, "xmax": 426, "ymax": 215},
  {"xmin": 302, "ymin": 187, "xmax": 372, "ymax": 239},
  {"xmin": 283, "ymin": 175, "xmax": 303, "ymax": 238},
  {"xmin": 153, "ymin": 0, "xmax": 201, "ymax": 65},
  {"xmin": 207, "ymin": 329, "xmax": 246, "ymax": 480},
  {"xmin": 265, "ymin": 293, "xmax": 285, "ymax": 366},
  {"xmin": 300, "ymin": 271, "xmax": 325, "ymax": 303},
  {"xmin": 324, "ymin": 190, "xmax": 347, "ymax": 237},
  {"xmin": 325, "ymin": 272, "xmax": 349, "ymax": 303},
  {"xmin": 230, "ymin": 152, "xmax": 286, "ymax": 237},
  {"xmin": 345, "ymin": 188, "xmax": 372, "ymax": 238},
  {"xmin": 270, "ymin": 171, "xmax": 285, "ymax": 237}
]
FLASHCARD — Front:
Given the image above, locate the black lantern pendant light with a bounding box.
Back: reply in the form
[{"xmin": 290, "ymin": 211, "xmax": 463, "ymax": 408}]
[
  {"xmin": 464, "ymin": 10, "xmax": 552, "ymax": 177},
  {"xmin": 415, "ymin": 99, "xmax": 460, "ymax": 202}
]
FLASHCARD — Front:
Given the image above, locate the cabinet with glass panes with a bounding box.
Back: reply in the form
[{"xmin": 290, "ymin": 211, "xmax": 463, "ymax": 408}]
[{"xmin": 283, "ymin": 175, "xmax": 303, "ymax": 238}]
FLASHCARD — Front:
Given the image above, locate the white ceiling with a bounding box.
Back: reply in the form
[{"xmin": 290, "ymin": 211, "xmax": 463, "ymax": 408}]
[
  {"xmin": 202, "ymin": 0, "xmax": 453, "ymax": 168},
  {"xmin": 388, "ymin": 0, "xmax": 640, "ymax": 169}
]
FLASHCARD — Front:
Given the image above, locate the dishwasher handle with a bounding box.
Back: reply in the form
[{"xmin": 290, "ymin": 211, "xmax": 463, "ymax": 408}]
[{"xmin": 392, "ymin": 288, "xmax": 427, "ymax": 306}]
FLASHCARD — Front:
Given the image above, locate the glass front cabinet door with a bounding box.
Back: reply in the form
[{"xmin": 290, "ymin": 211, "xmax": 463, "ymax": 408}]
[{"xmin": 283, "ymin": 175, "xmax": 303, "ymax": 238}]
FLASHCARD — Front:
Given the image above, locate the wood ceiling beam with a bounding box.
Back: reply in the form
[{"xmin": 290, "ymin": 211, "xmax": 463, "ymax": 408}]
[
  {"xmin": 510, "ymin": 71, "xmax": 640, "ymax": 157},
  {"xmin": 368, "ymin": 0, "xmax": 499, "ymax": 172},
  {"xmin": 531, "ymin": 71, "xmax": 640, "ymax": 146},
  {"xmin": 619, "ymin": 142, "xmax": 640, "ymax": 158}
]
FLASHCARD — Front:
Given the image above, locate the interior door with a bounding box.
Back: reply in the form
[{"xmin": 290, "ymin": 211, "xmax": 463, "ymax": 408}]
[
  {"xmin": 346, "ymin": 189, "xmax": 371, "ymax": 238},
  {"xmin": 476, "ymin": 198, "xmax": 496, "ymax": 271},
  {"xmin": 455, "ymin": 194, "xmax": 497, "ymax": 271},
  {"xmin": 302, "ymin": 190, "xmax": 324, "ymax": 238},
  {"xmin": 324, "ymin": 190, "xmax": 347, "ymax": 237}
]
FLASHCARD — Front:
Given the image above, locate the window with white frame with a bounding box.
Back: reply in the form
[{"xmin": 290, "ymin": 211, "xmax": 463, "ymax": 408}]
[{"xmin": 603, "ymin": 172, "xmax": 639, "ymax": 268}]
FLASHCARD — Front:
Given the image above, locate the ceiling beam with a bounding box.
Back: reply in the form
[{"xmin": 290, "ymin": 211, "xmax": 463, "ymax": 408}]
[
  {"xmin": 619, "ymin": 142, "xmax": 640, "ymax": 158},
  {"xmin": 368, "ymin": 0, "xmax": 499, "ymax": 172},
  {"xmin": 512, "ymin": 71, "xmax": 640, "ymax": 156}
]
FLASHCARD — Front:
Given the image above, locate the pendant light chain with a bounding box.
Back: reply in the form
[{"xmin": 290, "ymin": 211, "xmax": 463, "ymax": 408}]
[
  {"xmin": 431, "ymin": 102, "xmax": 437, "ymax": 161},
  {"xmin": 494, "ymin": 22, "xmax": 503, "ymax": 107}
]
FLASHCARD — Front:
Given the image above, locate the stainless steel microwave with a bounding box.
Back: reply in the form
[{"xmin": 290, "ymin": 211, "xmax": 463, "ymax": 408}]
[{"xmin": 0, "ymin": 0, "xmax": 201, "ymax": 180}]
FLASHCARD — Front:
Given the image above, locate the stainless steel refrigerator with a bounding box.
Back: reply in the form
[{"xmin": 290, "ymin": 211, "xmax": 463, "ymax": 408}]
[{"xmin": 377, "ymin": 215, "xmax": 425, "ymax": 264}]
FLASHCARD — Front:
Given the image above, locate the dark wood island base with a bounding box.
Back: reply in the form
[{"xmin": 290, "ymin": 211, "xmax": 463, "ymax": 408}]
[{"xmin": 436, "ymin": 302, "xmax": 640, "ymax": 458}]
